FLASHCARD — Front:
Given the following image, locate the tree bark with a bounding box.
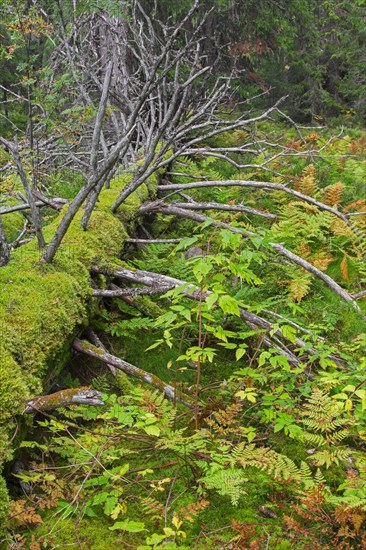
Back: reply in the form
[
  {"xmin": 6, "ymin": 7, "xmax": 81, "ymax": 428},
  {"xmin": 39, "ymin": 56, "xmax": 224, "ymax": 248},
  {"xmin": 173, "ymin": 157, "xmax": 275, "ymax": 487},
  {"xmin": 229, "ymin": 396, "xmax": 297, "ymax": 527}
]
[
  {"xmin": 0, "ymin": 218, "xmax": 9, "ymax": 266},
  {"xmin": 24, "ymin": 387, "xmax": 104, "ymax": 413}
]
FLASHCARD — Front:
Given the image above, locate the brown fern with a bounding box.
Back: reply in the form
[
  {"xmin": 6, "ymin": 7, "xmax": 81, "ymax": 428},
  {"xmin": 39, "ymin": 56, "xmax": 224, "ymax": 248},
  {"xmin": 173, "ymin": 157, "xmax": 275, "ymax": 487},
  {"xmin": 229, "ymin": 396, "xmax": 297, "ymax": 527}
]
[
  {"xmin": 310, "ymin": 250, "xmax": 333, "ymax": 272},
  {"xmin": 294, "ymin": 164, "xmax": 317, "ymax": 197},
  {"xmin": 344, "ymin": 198, "xmax": 366, "ymax": 213},
  {"xmin": 323, "ymin": 182, "xmax": 344, "ymax": 206},
  {"xmin": 340, "ymin": 254, "xmax": 349, "ymax": 282},
  {"xmin": 176, "ymin": 498, "xmax": 210, "ymax": 523}
]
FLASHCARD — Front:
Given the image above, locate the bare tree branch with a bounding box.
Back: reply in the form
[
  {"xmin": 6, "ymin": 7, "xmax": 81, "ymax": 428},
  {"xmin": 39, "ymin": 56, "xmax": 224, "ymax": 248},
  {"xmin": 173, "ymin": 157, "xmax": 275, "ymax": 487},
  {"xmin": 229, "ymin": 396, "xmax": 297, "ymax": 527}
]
[
  {"xmin": 137, "ymin": 202, "xmax": 361, "ymax": 311},
  {"xmin": 158, "ymin": 179, "xmax": 360, "ymax": 232},
  {"xmin": 73, "ymin": 338, "xmax": 195, "ymax": 408},
  {"xmin": 24, "ymin": 387, "xmax": 104, "ymax": 413},
  {"xmin": 0, "ymin": 218, "xmax": 9, "ymax": 266},
  {"xmin": 0, "ymin": 136, "xmax": 45, "ymax": 249}
]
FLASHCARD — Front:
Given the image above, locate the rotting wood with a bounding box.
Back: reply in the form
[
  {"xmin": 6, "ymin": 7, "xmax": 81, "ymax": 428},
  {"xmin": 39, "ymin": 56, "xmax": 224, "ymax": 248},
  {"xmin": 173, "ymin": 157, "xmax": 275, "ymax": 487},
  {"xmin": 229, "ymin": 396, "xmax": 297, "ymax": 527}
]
[{"xmin": 24, "ymin": 386, "xmax": 104, "ymax": 413}]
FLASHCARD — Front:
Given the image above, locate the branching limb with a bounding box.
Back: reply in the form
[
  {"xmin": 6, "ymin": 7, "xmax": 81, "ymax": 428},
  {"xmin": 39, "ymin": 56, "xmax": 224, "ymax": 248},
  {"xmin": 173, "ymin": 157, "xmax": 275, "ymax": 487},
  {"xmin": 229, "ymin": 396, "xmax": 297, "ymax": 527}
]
[
  {"xmin": 0, "ymin": 136, "xmax": 45, "ymax": 249},
  {"xmin": 84, "ymin": 328, "xmax": 117, "ymax": 377},
  {"xmin": 92, "ymin": 285, "xmax": 174, "ymax": 297},
  {"xmin": 0, "ymin": 199, "xmax": 67, "ymax": 216},
  {"xmin": 158, "ymin": 179, "xmax": 359, "ymax": 232},
  {"xmin": 91, "ymin": 265, "xmax": 353, "ymax": 368},
  {"xmin": 167, "ymin": 201, "xmax": 276, "ymax": 219},
  {"xmin": 0, "ymin": 218, "xmax": 9, "ymax": 267},
  {"xmin": 138, "ymin": 201, "xmax": 361, "ymax": 311}
]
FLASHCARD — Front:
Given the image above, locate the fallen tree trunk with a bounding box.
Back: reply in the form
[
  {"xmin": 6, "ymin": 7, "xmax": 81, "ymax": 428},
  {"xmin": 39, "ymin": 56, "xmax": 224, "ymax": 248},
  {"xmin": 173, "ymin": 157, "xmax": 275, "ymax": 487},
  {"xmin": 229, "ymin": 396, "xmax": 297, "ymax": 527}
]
[{"xmin": 0, "ymin": 168, "xmax": 158, "ymax": 536}]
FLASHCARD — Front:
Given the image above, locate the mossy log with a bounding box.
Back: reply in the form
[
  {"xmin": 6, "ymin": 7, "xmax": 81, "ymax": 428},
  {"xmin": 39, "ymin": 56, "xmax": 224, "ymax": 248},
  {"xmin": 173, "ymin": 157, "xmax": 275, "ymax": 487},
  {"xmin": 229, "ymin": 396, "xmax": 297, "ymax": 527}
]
[
  {"xmin": 0, "ymin": 169, "xmax": 157, "ymax": 539},
  {"xmin": 24, "ymin": 386, "xmax": 104, "ymax": 413}
]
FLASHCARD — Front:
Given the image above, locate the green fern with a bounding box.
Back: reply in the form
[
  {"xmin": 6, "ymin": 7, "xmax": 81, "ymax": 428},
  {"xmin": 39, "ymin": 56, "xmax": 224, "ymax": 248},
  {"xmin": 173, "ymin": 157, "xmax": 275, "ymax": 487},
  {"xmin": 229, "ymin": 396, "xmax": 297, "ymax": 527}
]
[{"xmin": 199, "ymin": 467, "xmax": 247, "ymax": 506}]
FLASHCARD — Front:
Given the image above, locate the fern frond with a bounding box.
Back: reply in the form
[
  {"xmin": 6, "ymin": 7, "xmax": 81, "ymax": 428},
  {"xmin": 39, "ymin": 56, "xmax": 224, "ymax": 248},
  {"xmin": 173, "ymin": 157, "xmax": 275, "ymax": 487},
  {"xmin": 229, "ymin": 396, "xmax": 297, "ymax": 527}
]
[
  {"xmin": 301, "ymin": 432, "xmax": 326, "ymax": 447},
  {"xmin": 323, "ymin": 182, "xmax": 344, "ymax": 206},
  {"xmin": 287, "ymin": 271, "xmax": 312, "ymax": 302},
  {"xmin": 310, "ymin": 447, "xmax": 352, "ymax": 468},
  {"xmin": 310, "ymin": 250, "xmax": 333, "ymax": 271},
  {"xmin": 139, "ymin": 496, "xmax": 164, "ymax": 520},
  {"xmin": 301, "ymin": 388, "xmax": 349, "ymax": 433},
  {"xmin": 199, "ymin": 467, "xmax": 247, "ymax": 506},
  {"xmin": 340, "ymin": 254, "xmax": 349, "ymax": 281},
  {"xmin": 294, "ymin": 164, "xmax": 317, "ymax": 197},
  {"xmin": 231, "ymin": 443, "xmax": 312, "ymax": 485}
]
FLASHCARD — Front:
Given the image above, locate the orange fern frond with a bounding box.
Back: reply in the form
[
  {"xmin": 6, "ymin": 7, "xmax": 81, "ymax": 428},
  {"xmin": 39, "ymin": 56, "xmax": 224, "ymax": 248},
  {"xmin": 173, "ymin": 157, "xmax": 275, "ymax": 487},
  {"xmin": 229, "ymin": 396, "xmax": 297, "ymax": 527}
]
[
  {"xmin": 310, "ymin": 251, "xmax": 333, "ymax": 272},
  {"xmin": 298, "ymin": 240, "xmax": 311, "ymax": 258},
  {"xmin": 340, "ymin": 254, "xmax": 349, "ymax": 282},
  {"xmin": 323, "ymin": 182, "xmax": 344, "ymax": 206},
  {"xmin": 294, "ymin": 164, "xmax": 317, "ymax": 197},
  {"xmin": 344, "ymin": 199, "xmax": 366, "ymax": 213},
  {"xmin": 331, "ymin": 219, "xmax": 354, "ymax": 238}
]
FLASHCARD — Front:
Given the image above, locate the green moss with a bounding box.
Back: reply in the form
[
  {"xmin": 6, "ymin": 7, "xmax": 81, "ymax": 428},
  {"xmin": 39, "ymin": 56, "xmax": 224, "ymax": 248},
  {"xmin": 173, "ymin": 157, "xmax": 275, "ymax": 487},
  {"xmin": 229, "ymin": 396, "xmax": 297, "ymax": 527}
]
[
  {"xmin": 0, "ymin": 165, "xmax": 158, "ymax": 540},
  {"xmin": 32, "ymin": 514, "xmax": 126, "ymax": 549},
  {"xmin": 1, "ymin": 211, "xmax": 24, "ymax": 242},
  {"xmin": 0, "ymin": 476, "xmax": 9, "ymax": 542}
]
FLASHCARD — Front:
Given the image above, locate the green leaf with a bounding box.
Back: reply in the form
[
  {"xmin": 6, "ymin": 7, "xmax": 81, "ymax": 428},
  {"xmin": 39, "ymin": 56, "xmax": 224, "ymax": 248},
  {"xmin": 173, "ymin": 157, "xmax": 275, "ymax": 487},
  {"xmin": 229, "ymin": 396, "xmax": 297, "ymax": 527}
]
[
  {"xmin": 235, "ymin": 348, "xmax": 246, "ymax": 361},
  {"xmin": 205, "ymin": 293, "xmax": 218, "ymax": 310},
  {"xmin": 144, "ymin": 425, "xmax": 160, "ymax": 437},
  {"xmin": 145, "ymin": 339, "xmax": 164, "ymax": 351},
  {"xmin": 110, "ymin": 520, "xmax": 147, "ymax": 532},
  {"xmin": 218, "ymin": 294, "xmax": 240, "ymax": 316},
  {"xmin": 146, "ymin": 533, "xmax": 166, "ymax": 545},
  {"xmin": 258, "ymin": 351, "xmax": 271, "ymax": 367},
  {"xmin": 193, "ymin": 258, "xmax": 213, "ymax": 282},
  {"xmin": 174, "ymin": 236, "xmax": 199, "ymax": 252},
  {"xmin": 281, "ymin": 324, "xmax": 297, "ymax": 344}
]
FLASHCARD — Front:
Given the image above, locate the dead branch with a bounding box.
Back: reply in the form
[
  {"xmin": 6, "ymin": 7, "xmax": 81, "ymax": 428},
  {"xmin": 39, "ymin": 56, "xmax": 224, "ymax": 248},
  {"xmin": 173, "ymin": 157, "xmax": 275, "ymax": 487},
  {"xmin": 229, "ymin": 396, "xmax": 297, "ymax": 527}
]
[
  {"xmin": 32, "ymin": 189, "xmax": 66, "ymax": 211},
  {"xmin": 84, "ymin": 327, "xmax": 117, "ymax": 376},
  {"xmin": 138, "ymin": 201, "xmax": 361, "ymax": 311},
  {"xmin": 91, "ymin": 265, "xmax": 351, "ymax": 369},
  {"xmin": 0, "ymin": 218, "xmax": 9, "ymax": 267},
  {"xmin": 73, "ymin": 338, "xmax": 195, "ymax": 408},
  {"xmin": 92, "ymin": 285, "xmax": 174, "ymax": 297},
  {"xmin": 352, "ymin": 290, "xmax": 366, "ymax": 300},
  {"xmin": 167, "ymin": 201, "xmax": 276, "ymax": 219},
  {"xmin": 24, "ymin": 387, "xmax": 104, "ymax": 413},
  {"xmin": 127, "ymin": 238, "xmax": 182, "ymax": 244},
  {"xmin": 0, "ymin": 136, "xmax": 45, "ymax": 249},
  {"xmin": 0, "ymin": 198, "xmax": 67, "ymax": 216},
  {"xmin": 158, "ymin": 180, "xmax": 359, "ymax": 232}
]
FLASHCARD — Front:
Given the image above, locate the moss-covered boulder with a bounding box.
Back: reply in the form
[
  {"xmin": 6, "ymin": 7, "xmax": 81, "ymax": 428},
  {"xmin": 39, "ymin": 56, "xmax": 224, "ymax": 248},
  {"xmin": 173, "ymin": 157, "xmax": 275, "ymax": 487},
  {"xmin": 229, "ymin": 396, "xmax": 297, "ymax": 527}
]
[{"xmin": 0, "ymin": 170, "xmax": 157, "ymax": 540}]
